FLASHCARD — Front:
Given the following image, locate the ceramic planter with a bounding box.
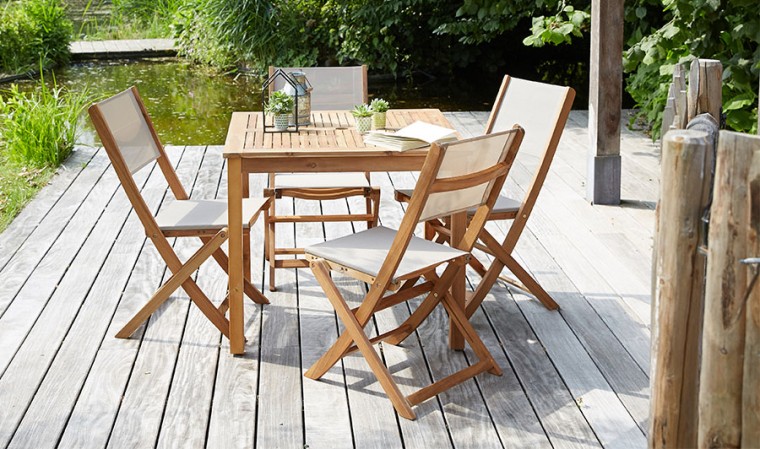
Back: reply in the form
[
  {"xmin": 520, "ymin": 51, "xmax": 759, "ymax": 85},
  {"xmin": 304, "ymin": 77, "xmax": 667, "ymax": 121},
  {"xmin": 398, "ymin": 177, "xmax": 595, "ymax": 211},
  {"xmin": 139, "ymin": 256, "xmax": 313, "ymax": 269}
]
[
  {"xmin": 372, "ymin": 111, "xmax": 387, "ymax": 129},
  {"xmin": 273, "ymin": 113, "xmax": 289, "ymax": 131},
  {"xmin": 355, "ymin": 116, "xmax": 372, "ymax": 134}
]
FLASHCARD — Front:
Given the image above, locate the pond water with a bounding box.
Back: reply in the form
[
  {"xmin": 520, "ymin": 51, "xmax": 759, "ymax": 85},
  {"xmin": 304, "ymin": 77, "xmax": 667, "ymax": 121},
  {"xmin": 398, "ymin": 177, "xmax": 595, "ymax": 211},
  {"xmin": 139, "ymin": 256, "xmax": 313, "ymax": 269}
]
[{"xmin": 15, "ymin": 58, "xmax": 503, "ymax": 146}]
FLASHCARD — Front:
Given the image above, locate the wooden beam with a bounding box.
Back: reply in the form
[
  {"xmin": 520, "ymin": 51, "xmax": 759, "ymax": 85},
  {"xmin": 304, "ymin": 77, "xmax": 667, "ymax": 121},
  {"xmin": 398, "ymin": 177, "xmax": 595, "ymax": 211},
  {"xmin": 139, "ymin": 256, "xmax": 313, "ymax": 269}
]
[{"xmin": 587, "ymin": 0, "xmax": 624, "ymax": 205}]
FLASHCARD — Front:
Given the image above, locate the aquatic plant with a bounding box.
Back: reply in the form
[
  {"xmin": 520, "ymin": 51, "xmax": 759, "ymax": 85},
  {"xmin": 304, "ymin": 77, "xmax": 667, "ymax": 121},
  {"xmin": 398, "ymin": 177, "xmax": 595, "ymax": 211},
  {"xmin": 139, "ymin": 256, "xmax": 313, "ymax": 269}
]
[{"xmin": 0, "ymin": 76, "xmax": 93, "ymax": 167}]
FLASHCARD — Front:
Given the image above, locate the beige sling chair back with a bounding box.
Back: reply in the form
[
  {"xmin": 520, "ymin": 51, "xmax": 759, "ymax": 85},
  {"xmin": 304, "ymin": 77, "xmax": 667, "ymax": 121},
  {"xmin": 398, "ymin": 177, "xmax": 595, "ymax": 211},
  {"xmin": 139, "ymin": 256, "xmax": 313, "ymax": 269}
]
[
  {"xmin": 303, "ymin": 127, "xmax": 524, "ymax": 419},
  {"xmin": 88, "ymin": 86, "xmax": 270, "ymax": 340},
  {"xmin": 395, "ymin": 75, "xmax": 575, "ymax": 314},
  {"xmin": 265, "ymin": 65, "xmax": 380, "ymax": 292}
]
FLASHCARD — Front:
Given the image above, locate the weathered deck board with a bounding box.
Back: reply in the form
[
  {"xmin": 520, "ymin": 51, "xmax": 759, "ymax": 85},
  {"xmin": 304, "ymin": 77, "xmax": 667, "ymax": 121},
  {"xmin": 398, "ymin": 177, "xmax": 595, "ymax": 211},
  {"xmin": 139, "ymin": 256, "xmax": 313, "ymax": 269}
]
[{"xmin": 0, "ymin": 111, "xmax": 655, "ymax": 449}]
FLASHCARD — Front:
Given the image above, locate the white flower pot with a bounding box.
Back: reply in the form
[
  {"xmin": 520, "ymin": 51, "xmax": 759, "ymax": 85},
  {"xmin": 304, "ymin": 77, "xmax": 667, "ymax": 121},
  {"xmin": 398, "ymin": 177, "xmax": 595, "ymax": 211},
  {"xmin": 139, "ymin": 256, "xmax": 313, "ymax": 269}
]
[
  {"xmin": 273, "ymin": 114, "xmax": 289, "ymax": 131},
  {"xmin": 355, "ymin": 116, "xmax": 372, "ymax": 134}
]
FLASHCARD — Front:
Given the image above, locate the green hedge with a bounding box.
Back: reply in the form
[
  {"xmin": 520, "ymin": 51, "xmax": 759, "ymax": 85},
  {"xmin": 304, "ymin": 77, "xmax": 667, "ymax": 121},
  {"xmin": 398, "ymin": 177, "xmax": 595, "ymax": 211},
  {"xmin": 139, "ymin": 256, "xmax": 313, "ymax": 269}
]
[{"xmin": 0, "ymin": 0, "xmax": 72, "ymax": 75}]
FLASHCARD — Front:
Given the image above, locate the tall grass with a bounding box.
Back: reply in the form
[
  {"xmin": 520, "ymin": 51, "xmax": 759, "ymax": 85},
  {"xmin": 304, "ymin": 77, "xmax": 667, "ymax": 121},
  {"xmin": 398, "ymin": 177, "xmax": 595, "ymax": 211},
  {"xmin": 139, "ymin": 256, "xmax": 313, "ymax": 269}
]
[
  {"xmin": 0, "ymin": 76, "xmax": 93, "ymax": 167},
  {"xmin": 0, "ymin": 0, "xmax": 72, "ymax": 74}
]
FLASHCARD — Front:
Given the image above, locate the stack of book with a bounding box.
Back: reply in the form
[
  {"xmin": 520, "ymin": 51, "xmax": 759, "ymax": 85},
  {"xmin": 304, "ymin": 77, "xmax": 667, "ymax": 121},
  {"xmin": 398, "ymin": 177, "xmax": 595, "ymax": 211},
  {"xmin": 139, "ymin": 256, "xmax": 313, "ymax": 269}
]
[{"xmin": 363, "ymin": 121, "xmax": 458, "ymax": 151}]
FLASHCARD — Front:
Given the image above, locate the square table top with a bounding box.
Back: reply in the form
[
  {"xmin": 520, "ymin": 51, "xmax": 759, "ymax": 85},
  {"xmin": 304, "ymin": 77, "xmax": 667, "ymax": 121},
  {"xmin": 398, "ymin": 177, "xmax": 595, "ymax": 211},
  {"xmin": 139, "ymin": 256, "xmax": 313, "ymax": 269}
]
[{"xmin": 223, "ymin": 109, "xmax": 453, "ymax": 158}]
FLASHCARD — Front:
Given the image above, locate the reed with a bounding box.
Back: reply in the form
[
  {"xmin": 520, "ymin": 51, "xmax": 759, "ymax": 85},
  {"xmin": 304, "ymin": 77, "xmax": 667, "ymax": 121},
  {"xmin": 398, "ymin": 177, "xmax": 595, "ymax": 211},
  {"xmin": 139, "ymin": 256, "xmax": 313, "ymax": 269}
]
[{"xmin": 0, "ymin": 75, "xmax": 93, "ymax": 167}]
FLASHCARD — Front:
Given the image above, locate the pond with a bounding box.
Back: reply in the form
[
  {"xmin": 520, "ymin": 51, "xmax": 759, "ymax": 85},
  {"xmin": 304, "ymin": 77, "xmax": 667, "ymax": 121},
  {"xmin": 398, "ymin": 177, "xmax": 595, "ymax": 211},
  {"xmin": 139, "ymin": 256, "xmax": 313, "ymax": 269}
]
[{"xmin": 18, "ymin": 58, "xmax": 503, "ymax": 147}]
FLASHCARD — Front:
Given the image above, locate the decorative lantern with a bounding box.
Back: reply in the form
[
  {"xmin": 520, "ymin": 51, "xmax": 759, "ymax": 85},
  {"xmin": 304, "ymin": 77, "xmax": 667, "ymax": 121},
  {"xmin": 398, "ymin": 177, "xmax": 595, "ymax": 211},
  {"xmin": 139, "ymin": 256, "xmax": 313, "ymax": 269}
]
[
  {"xmin": 262, "ymin": 68, "xmax": 304, "ymax": 133},
  {"xmin": 283, "ymin": 71, "xmax": 312, "ymax": 126}
]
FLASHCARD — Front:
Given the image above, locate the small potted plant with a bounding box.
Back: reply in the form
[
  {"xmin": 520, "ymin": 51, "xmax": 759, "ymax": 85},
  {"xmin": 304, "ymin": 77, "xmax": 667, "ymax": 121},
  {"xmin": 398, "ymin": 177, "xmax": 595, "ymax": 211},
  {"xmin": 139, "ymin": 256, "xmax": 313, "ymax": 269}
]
[
  {"xmin": 352, "ymin": 103, "xmax": 373, "ymax": 134},
  {"xmin": 370, "ymin": 98, "xmax": 390, "ymax": 129},
  {"xmin": 265, "ymin": 90, "xmax": 294, "ymax": 131}
]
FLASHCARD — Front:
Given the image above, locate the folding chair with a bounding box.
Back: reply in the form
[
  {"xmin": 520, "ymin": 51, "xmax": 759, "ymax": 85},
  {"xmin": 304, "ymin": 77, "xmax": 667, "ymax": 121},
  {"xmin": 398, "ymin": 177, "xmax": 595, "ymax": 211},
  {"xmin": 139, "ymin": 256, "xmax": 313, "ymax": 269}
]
[
  {"xmin": 265, "ymin": 66, "xmax": 380, "ymax": 291},
  {"xmin": 303, "ymin": 128, "xmax": 524, "ymax": 419},
  {"xmin": 395, "ymin": 75, "xmax": 575, "ymax": 314},
  {"xmin": 88, "ymin": 86, "xmax": 270, "ymax": 340}
]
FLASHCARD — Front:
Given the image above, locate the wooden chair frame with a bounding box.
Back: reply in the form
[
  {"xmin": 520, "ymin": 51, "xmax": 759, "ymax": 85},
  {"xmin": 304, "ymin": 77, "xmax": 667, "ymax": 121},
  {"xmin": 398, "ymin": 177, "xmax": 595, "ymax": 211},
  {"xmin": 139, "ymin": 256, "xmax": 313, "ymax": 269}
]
[
  {"xmin": 89, "ymin": 86, "xmax": 270, "ymax": 340},
  {"xmin": 304, "ymin": 128, "xmax": 524, "ymax": 419},
  {"xmin": 396, "ymin": 75, "xmax": 575, "ymax": 314},
  {"xmin": 265, "ymin": 65, "xmax": 380, "ymax": 291}
]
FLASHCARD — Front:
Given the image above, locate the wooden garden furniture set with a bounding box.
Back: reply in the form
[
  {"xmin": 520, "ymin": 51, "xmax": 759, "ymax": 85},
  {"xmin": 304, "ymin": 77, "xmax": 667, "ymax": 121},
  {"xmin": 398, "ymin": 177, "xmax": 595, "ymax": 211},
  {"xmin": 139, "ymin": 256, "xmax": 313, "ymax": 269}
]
[{"xmin": 88, "ymin": 70, "xmax": 574, "ymax": 420}]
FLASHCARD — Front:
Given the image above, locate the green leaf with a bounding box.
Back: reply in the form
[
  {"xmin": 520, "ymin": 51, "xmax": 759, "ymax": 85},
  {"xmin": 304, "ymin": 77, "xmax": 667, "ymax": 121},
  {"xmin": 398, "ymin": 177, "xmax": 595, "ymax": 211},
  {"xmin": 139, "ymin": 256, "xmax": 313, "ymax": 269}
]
[
  {"xmin": 635, "ymin": 7, "xmax": 647, "ymax": 19},
  {"xmin": 723, "ymin": 92, "xmax": 756, "ymax": 111}
]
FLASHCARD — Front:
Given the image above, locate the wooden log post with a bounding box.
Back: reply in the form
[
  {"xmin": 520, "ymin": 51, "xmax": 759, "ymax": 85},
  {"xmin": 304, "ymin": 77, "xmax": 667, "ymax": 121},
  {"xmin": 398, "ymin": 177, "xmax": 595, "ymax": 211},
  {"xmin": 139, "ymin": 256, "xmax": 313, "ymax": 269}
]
[
  {"xmin": 742, "ymin": 132, "xmax": 760, "ymax": 447},
  {"xmin": 650, "ymin": 129, "xmax": 711, "ymax": 449},
  {"xmin": 586, "ymin": 0, "xmax": 624, "ymax": 205},
  {"xmin": 699, "ymin": 131, "xmax": 760, "ymax": 448},
  {"xmin": 688, "ymin": 59, "xmax": 723, "ymax": 124}
]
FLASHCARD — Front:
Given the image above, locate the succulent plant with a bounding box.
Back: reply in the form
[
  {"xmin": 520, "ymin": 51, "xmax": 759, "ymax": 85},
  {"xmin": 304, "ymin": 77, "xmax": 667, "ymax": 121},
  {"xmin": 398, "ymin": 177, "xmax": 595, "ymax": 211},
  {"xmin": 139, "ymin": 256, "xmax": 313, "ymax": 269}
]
[
  {"xmin": 351, "ymin": 103, "xmax": 373, "ymax": 117},
  {"xmin": 370, "ymin": 98, "xmax": 390, "ymax": 113},
  {"xmin": 265, "ymin": 90, "xmax": 294, "ymax": 115}
]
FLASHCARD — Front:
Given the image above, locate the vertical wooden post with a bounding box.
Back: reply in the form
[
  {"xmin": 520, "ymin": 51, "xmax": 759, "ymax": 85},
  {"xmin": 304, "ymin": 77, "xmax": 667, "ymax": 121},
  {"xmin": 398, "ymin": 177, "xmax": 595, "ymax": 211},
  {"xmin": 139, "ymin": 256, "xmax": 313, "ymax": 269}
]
[
  {"xmin": 688, "ymin": 59, "xmax": 723, "ymax": 124},
  {"xmin": 650, "ymin": 129, "xmax": 710, "ymax": 449},
  {"xmin": 699, "ymin": 131, "xmax": 760, "ymax": 448},
  {"xmin": 742, "ymin": 132, "xmax": 760, "ymax": 447},
  {"xmin": 586, "ymin": 0, "xmax": 624, "ymax": 205}
]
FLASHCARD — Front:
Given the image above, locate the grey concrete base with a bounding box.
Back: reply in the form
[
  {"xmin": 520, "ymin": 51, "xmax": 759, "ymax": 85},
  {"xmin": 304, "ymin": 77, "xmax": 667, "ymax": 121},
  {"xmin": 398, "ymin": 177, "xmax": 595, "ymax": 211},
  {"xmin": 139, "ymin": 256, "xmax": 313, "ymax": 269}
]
[{"xmin": 587, "ymin": 154, "xmax": 621, "ymax": 205}]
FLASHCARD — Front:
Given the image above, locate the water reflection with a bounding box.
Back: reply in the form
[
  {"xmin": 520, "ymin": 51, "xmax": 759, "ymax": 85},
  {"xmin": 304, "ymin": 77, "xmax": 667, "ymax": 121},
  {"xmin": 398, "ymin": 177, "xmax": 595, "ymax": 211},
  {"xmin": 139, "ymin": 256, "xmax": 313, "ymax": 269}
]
[{"xmin": 5, "ymin": 58, "xmax": 500, "ymax": 146}]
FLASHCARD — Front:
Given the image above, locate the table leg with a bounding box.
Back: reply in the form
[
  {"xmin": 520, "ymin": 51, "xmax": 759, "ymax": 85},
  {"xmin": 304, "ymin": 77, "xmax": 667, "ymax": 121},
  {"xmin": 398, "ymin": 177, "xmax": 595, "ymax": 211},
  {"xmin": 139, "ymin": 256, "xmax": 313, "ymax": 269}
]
[
  {"xmin": 228, "ymin": 157, "xmax": 245, "ymax": 355},
  {"xmin": 449, "ymin": 211, "xmax": 466, "ymax": 350}
]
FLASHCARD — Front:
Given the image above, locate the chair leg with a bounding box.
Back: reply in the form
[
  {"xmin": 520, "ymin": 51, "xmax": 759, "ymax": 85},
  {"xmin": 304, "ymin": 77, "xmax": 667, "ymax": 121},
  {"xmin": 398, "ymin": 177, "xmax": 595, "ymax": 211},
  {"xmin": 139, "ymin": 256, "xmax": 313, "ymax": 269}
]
[
  {"xmin": 440, "ymin": 291, "xmax": 502, "ymax": 375},
  {"xmin": 243, "ymin": 228, "xmax": 251, "ymax": 285},
  {"xmin": 384, "ymin": 261, "xmax": 465, "ymax": 346},
  {"xmin": 266, "ymin": 199, "xmax": 277, "ymax": 292},
  {"xmin": 477, "ymin": 228, "xmax": 559, "ymax": 311},
  {"xmin": 367, "ymin": 188, "xmax": 380, "ymax": 229},
  {"xmin": 207, "ymin": 245, "xmax": 269, "ymax": 305},
  {"xmin": 310, "ymin": 260, "xmax": 416, "ymax": 420},
  {"xmin": 117, "ymin": 228, "xmax": 230, "ymax": 339}
]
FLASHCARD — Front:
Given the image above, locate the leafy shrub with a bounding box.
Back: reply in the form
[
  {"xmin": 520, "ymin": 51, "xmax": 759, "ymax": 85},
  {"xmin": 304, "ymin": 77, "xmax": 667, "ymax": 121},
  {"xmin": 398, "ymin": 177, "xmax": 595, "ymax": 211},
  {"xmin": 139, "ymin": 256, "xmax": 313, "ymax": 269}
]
[
  {"xmin": 176, "ymin": 0, "xmax": 319, "ymax": 71},
  {"xmin": 625, "ymin": 0, "xmax": 759, "ymax": 137},
  {"xmin": 0, "ymin": 78, "xmax": 93, "ymax": 167},
  {"xmin": 0, "ymin": 0, "xmax": 72, "ymax": 74}
]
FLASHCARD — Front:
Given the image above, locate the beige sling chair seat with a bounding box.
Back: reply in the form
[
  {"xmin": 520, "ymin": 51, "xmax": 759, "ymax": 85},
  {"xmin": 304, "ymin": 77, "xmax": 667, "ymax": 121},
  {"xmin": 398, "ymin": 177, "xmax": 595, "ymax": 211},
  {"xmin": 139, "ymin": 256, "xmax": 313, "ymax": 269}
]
[
  {"xmin": 395, "ymin": 75, "xmax": 575, "ymax": 314},
  {"xmin": 265, "ymin": 65, "xmax": 380, "ymax": 292},
  {"xmin": 303, "ymin": 128, "xmax": 524, "ymax": 420},
  {"xmin": 89, "ymin": 86, "xmax": 270, "ymax": 341}
]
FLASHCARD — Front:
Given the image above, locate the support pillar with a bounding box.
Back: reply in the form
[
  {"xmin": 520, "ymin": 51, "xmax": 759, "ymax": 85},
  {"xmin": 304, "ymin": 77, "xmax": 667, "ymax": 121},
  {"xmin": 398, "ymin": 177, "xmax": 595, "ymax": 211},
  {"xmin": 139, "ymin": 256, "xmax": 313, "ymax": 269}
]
[{"xmin": 587, "ymin": 0, "xmax": 624, "ymax": 204}]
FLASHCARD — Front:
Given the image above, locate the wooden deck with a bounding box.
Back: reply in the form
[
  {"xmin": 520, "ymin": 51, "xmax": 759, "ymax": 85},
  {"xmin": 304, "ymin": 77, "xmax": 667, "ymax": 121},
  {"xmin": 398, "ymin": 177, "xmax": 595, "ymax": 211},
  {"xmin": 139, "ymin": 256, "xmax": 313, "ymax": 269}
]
[
  {"xmin": 0, "ymin": 111, "xmax": 657, "ymax": 449},
  {"xmin": 69, "ymin": 39, "xmax": 177, "ymax": 60}
]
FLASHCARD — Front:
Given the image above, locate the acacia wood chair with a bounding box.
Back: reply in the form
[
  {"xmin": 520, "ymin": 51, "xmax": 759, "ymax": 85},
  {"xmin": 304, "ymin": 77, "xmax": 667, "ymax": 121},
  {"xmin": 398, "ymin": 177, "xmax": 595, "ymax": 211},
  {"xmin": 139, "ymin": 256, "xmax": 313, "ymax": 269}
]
[
  {"xmin": 265, "ymin": 65, "xmax": 380, "ymax": 291},
  {"xmin": 303, "ymin": 127, "xmax": 524, "ymax": 419},
  {"xmin": 88, "ymin": 86, "xmax": 270, "ymax": 340},
  {"xmin": 395, "ymin": 75, "xmax": 575, "ymax": 314}
]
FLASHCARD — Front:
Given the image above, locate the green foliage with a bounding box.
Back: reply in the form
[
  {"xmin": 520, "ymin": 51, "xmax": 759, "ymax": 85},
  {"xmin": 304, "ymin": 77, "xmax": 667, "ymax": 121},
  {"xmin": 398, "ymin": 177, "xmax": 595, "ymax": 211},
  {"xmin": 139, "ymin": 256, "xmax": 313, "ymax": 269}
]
[
  {"xmin": 75, "ymin": 0, "xmax": 179, "ymax": 39},
  {"xmin": 0, "ymin": 77, "xmax": 93, "ymax": 167},
  {"xmin": 370, "ymin": 98, "xmax": 390, "ymax": 113},
  {"xmin": 264, "ymin": 90, "xmax": 294, "ymax": 115},
  {"xmin": 624, "ymin": 0, "xmax": 760, "ymax": 137},
  {"xmin": 0, "ymin": 155, "xmax": 53, "ymax": 232},
  {"xmin": 351, "ymin": 103, "xmax": 373, "ymax": 117},
  {"xmin": 0, "ymin": 0, "xmax": 72, "ymax": 74},
  {"xmin": 523, "ymin": 4, "xmax": 590, "ymax": 47},
  {"xmin": 176, "ymin": 0, "xmax": 319, "ymax": 70}
]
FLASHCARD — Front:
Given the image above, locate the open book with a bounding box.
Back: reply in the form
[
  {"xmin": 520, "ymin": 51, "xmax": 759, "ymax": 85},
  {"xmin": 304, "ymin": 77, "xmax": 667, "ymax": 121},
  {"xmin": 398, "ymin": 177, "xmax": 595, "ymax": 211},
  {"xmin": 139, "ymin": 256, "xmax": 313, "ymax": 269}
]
[{"xmin": 363, "ymin": 121, "xmax": 458, "ymax": 151}]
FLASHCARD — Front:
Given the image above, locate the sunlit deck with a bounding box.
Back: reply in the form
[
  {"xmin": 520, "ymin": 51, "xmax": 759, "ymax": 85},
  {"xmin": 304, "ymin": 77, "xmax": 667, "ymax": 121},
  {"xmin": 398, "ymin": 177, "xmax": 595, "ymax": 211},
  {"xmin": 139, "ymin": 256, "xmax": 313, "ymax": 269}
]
[{"xmin": 0, "ymin": 110, "xmax": 657, "ymax": 449}]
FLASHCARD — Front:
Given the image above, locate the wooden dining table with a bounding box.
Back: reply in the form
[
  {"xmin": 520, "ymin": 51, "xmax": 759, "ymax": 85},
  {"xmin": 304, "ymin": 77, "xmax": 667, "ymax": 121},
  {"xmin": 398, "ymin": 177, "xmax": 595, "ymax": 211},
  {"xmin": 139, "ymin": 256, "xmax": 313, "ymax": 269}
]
[{"xmin": 223, "ymin": 109, "xmax": 467, "ymax": 355}]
